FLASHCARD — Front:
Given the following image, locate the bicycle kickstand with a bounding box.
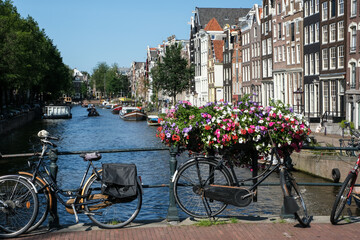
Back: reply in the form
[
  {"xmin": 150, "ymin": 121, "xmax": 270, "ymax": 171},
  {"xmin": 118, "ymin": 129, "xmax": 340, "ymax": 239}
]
[{"xmin": 71, "ymin": 204, "xmax": 79, "ymax": 223}]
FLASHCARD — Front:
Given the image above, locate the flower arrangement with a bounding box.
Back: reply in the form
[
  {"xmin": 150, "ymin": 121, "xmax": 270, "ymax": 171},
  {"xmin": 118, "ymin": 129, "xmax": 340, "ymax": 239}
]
[{"xmin": 156, "ymin": 95, "xmax": 311, "ymax": 164}]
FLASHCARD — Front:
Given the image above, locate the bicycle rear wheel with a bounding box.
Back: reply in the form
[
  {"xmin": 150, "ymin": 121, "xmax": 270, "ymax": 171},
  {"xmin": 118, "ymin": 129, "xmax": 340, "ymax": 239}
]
[
  {"xmin": 330, "ymin": 172, "xmax": 356, "ymax": 224},
  {"xmin": 173, "ymin": 158, "xmax": 233, "ymax": 218},
  {"xmin": 83, "ymin": 172, "xmax": 142, "ymax": 228},
  {"xmin": 0, "ymin": 176, "xmax": 38, "ymax": 238}
]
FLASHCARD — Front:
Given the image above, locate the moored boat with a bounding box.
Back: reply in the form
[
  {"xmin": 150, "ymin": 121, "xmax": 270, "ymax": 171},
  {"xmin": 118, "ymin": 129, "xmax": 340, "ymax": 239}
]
[
  {"xmin": 43, "ymin": 105, "xmax": 72, "ymax": 119},
  {"xmin": 119, "ymin": 107, "xmax": 146, "ymax": 121},
  {"xmin": 147, "ymin": 115, "xmax": 160, "ymax": 126},
  {"xmin": 112, "ymin": 106, "xmax": 122, "ymax": 114}
]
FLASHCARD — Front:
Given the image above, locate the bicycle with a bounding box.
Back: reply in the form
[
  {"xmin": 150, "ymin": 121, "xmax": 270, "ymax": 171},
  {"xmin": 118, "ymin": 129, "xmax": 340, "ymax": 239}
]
[
  {"xmin": 330, "ymin": 149, "xmax": 360, "ymax": 224},
  {"xmin": 0, "ymin": 130, "xmax": 142, "ymax": 238},
  {"xmin": 172, "ymin": 134, "xmax": 311, "ymax": 227},
  {"xmin": 342, "ymin": 121, "xmax": 360, "ymax": 157}
]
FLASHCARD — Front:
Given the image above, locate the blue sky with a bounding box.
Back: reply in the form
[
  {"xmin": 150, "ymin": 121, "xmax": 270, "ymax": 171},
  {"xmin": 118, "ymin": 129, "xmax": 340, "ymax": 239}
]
[{"xmin": 12, "ymin": 0, "xmax": 261, "ymax": 74}]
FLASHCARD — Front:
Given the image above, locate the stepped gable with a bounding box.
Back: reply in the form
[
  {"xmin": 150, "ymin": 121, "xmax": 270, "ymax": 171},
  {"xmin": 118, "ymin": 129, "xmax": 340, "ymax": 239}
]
[
  {"xmin": 212, "ymin": 40, "xmax": 224, "ymax": 63},
  {"xmin": 197, "ymin": 7, "xmax": 251, "ymax": 29},
  {"xmin": 204, "ymin": 18, "xmax": 223, "ymax": 31}
]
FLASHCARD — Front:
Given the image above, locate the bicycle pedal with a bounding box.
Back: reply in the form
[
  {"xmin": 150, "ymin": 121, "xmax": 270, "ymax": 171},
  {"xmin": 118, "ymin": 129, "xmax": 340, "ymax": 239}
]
[{"xmin": 71, "ymin": 204, "xmax": 79, "ymax": 223}]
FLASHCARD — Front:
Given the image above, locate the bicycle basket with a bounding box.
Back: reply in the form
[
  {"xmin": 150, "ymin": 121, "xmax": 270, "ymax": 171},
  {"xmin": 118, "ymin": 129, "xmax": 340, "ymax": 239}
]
[{"xmin": 101, "ymin": 163, "xmax": 138, "ymax": 202}]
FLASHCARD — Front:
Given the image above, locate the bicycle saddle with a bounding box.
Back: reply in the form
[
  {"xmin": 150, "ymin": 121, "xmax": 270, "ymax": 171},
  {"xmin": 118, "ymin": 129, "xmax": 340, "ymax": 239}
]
[{"xmin": 80, "ymin": 152, "xmax": 102, "ymax": 161}]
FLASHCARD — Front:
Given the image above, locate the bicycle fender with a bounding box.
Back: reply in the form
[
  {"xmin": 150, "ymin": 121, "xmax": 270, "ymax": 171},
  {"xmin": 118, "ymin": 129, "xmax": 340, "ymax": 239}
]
[{"xmin": 0, "ymin": 174, "xmax": 38, "ymax": 194}]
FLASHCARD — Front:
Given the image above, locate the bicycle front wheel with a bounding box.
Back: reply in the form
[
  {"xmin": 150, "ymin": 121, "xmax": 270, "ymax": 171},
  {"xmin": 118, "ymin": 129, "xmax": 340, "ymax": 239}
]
[
  {"xmin": 330, "ymin": 172, "xmax": 356, "ymax": 224},
  {"xmin": 0, "ymin": 176, "xmax": 38, "ymax": 238},
  {"xmin": 173, "ymin": 158, "xmax": 233, "ymax": 218},
  {"xmin": 83, "ymin": 172, "xmax": 142, "ymax": 229},
  {"xmin": 281, "ymin": 170, "xmax": 310, "ymax": 227},
  {"xmin": 19, "ymin": 173, "xmax": 51, "ymax": 232}
]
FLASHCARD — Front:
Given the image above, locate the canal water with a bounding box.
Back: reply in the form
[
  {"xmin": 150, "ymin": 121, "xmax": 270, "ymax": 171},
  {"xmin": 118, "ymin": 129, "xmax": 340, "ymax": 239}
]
[{"xmin": 0, "ymin": 106, "xmax": 358, "ymax": 226}]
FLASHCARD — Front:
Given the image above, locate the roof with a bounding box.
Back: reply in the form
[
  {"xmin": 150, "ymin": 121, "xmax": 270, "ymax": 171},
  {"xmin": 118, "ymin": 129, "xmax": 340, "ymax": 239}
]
[
  {"xmin": 212, "ymin": 40, "xmax": 224, "ymax": 63},
  {"xmin": 204, "ymin": 18, "xmax": 223, "ymax": 31},
  {"xmin": 196, "ymin": 8, "xmax": 251, "ymax": 29}
]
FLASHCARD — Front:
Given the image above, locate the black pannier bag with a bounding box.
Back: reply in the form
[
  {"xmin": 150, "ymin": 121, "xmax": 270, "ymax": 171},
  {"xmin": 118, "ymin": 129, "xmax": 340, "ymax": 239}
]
[{"xmin": 101, "ymin": 163, "xmax": 138, "ymax": 202}]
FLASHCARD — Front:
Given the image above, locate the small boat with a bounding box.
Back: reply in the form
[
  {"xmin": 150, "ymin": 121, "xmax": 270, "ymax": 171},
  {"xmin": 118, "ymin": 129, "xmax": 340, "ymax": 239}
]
[
  {"xmin": 43, "ymin": 105, "xmax": 72, "ymax": 119},
  {"xmin": 87, "ymin": 105, "xmax": 100, "ymax": 117},
  {"xmin": 147, "ymin": 115, "xmax": 160, "ymax": 126},
  {"xmin": 112, "ymin": 106, "xmax": 122, "ymax": 114},
  {"xmin": 119, "ymin": 107, "xmax": 146, "ymax": 121}
]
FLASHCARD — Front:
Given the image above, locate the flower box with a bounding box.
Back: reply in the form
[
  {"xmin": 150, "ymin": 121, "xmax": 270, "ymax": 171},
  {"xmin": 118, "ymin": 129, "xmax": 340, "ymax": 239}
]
[{"xmin": 156, "ymin": 96, "xmax": 311, "ymax": 165}]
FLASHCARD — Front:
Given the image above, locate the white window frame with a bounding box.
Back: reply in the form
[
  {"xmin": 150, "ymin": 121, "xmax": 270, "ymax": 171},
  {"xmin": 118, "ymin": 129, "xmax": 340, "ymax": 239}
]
[
  {"xmin": 322, "ymin": 48, "xmax": 328, "ymax": 70},
  {"xmin": 296, "ymin": 44, "xmax": 300, "ymax": 63},
  {"xmin": 315, "ymin": 22, "xmax": 319, "ymax": 42},
  {"xmin": 305, "ymin": 26, "xmax": 309, "ymax": 45},
  {"xmin": 310, "ymin": 53, "xmax": 314, "ymax": 75},
  {"xmin": 338, "ymin": 0, "xmax": 344, "ymax": 16},
  {"xmin": 315, "ymin": 52, "xmax": 319, "ymax": 74},
  {"xmin": 305, "ymin": 54, "xmax": 309, "ymax": 75},
  {"xmin": 338, "ymin": 21, "xmax": 344, "ymax": 41},
  {"xmin": 351, "ymin": 0, "xmax": 357, "ymax": 16},
  {"xmin": 322, "ymin": 25, "xmax": 328, "ymax": 44},
  {"xmin": 329, "ymin": 47, "xmax": 336, "ymax": 70},
  {"xmin": 322, "ymin": 2, "xmax": 328, "ymax": 21},
  {"xmin": 337, "ymin": 45, "xmax": 344, "ymax": 69},
  {"xmin": 310, "ymin": 24, "xmax": 314, "ymax": 44},
  {"xmin": 330, "ymin": 23, "xmax": 336, "ymax": 43}
]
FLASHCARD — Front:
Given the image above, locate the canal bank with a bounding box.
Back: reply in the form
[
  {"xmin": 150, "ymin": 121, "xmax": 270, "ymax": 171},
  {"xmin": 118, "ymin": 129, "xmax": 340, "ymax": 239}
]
[
  {"xmin": 0, "ymin": 109, "xmax": 41, "ymax": 136},
  {"xmin": 15, "ymin": 216, "xmax": 360, "ymax": 240}
]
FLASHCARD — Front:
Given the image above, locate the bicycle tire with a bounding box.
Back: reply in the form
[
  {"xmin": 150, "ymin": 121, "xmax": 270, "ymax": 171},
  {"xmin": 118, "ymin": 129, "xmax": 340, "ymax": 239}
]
[
  {"xmin": 281, "ymin": 170, "xmax": 310, "ymax": 227},
  {"xmin": 330, "ymin": 172, "xmax": 356, "ymax": 224},
  {"xmin": 82, "ymin": 171, "xmax": 142, "ymax": 228},
  {"xmin": 19, "ymin": 172, "xmax": 51, "ymax": 232},
  {"xmin": 173, "ymin": 158, "xmax": 233, "ymax": 218},
  {"xmin": 0, "ymin": 176, "xmax": 38, "ymax": 238}
]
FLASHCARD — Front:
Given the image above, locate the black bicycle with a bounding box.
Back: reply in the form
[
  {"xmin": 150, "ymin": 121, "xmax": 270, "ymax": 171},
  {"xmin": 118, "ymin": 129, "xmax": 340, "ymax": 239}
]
[
  {"xmin": 0, "ymin": 130, "xmax": 142, "ymax": 238},
  {"xmin": 172, "ymin": 135, "xmax": 310, "ymax": 227}
]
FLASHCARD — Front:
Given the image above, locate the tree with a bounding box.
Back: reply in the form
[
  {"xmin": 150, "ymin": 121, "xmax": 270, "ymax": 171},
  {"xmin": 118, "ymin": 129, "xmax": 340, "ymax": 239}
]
[
  {"xmin": 91, "ymin": 62, "xmax": 109, "ymax": 97},
  {"xmin": 150, "ymin": 43, "xmax": 194, "ymax": 103}
]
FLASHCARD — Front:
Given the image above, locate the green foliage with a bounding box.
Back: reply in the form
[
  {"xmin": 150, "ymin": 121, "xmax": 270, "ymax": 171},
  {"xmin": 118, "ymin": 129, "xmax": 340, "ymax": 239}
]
[
  {"xmin": 0, "ymin": 0, "xmax": 73, "ymax": 106},
  {"xmin": 339, "ymin": 120, "xmax": 354, "ymax": 129},
  {"xmin": 194, "ymin": 219, "xmax": 228, "ymax": 227},
  {"xmin": 150, "ymin": 43, "xmax": 194, "ymax": 103},
  {"xmin": 91, "ymin": 63, "xmax": 129, "ymax": 98}
]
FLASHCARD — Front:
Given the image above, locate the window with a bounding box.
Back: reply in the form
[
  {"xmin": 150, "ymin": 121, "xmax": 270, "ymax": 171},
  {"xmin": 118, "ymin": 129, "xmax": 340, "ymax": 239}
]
[
  {"xmin": 267, "ymin": 38, "xmax": 272, "ymax": 54},
  {"xmin": 322, "ymin": 25, "xmax": 328, "ymax": 44},
  {"xmin": 305, "ymin": 54, "xmax": 309, "ymax": 75},
  {"xmin": 315, "ymin": 0, "xmax": 319, "ymax": 12},
  {"xmin": 278, "ymin": 23, "xmax": 282, "ymax": 39},
  {"xmin": 268, "ymin": 58, "xmax": 272, "ymax": 76},
  {"xmin": 305, "ymin": 26, "xmax": 309, "ymax": 44},
  {"xmin": 330, "ymin": 0, "xmax": 336, "ymax": 18},
  {"xmin": 279, "ymin": 46, "xmax": 282, "ymax": 61},
  {"xmin": 262, "ymin": 40, "xmax": 266, "ymax": 55},
  {"xmin": 322, "ymin": 48, "xmax": 328, "ymax": 70},
  {"xmin": 310, "ymin": 0, "xmax": 314, "ymax": 15},
  {"xmin": 286, "ymin": 23, "xmax": 290, "ymax": 36},
  {"xmin": 338, "ymin": 45, "xmax": 344, "ymax": 68},
  {"xmin": 310, "ymin": 24, "xmax": 314, "ymax": 44},
  {"xmin": 274, "ymin": 47, "xmax": 278, "ymax": 62},
  {"xmin": 310, "ymin": 54, "xmax": 314, "ymax": 75},
  {"xmin": 351, "ymin": 27, "xmax": 357, "ymax": 52},
  {"xmin": 278, "ymin": 3, "xmax": 282, "ymax": 15},
  {"xmin": 322, "ymin": 2, "xmax": 328, "ymax": 20},
  {"xmin": 315, "ymin": 52, "xmax": 319, "ymax": 74},
  {"xmin": 351, "ymin": 0, "xmax": 357, "ymax": 16},
  {"xmin": 282, "ymin": 46, "xmax": 285, "ymax": 62},
  {"xmin": 330, "ymin": 47, "xmax": 336, "ymax": 69},
  {"xmin": 305, "ymin": 1, "xmax": 309, "ymax": 17},
  {"xmin": 291, "ymin": 22, "xmax": 295, "ymax": 41},
  {"xmin": 292, "ymin": 46, "xmax": 295, "ymax": 64},
  {"xmin": 269, "ymin": 20, "xmax": 271, "ymax": 32},
  {"xmin": 254, "ymin": 27, "xmax": 257, "ymax": 37},
  {"xmin": 265, "ymin": 22, "xmax": 269, "ymax": 34},
  {"xmin": 297, "ymin": 45, "xmax": 300, "ymax": 63},
  {"xmin": 338, "ymin": 21, "xmax": 344, "ymax": 41},
  {"xmin": 330, "ymin": 23, "xmax": 336, "ymax": 42},
  {"xmin": 287, "ymin": 47, "xmax": 290, "ymax": 64},
  {"xmin": 315, "ymin": 22, "xmax": 319, "ymax": 42},
  {"xmin": 338, "ymin": 0, "xmax": 344, "ymax": 16},
  {"xmin": 350, "ymin": 63, "xmax": 356, "ymax": 88},
  {"xmin": 274, "ymin": 24, "xmax": 277, "ymax": 38}
]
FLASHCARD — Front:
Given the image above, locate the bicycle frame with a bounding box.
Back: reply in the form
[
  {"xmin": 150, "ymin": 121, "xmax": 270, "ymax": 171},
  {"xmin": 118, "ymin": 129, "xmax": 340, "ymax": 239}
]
[{"xmin": 27, "ymin": 142, "xmax": 104, "ymax": 210}]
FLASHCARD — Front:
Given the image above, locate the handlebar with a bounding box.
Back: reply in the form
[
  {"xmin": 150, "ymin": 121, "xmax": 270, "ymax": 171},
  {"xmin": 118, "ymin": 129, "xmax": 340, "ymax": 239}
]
[{"xmin": 38, "ymin": 130, "xmax": 58, "ymax": 147}]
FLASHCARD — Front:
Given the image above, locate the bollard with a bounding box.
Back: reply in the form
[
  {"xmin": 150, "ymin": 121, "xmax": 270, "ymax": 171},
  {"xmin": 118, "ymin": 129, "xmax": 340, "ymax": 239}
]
[
  {"xmin": 339, "ymin": 139, "xmax": 343, "ymax": 156},
  {"xmin": 48, "ymin": 149, "xmax": 60, "ymax": 229},
  {"xmin": 167, "ymin": 146, "xmax": 179, "ymax": 222}
]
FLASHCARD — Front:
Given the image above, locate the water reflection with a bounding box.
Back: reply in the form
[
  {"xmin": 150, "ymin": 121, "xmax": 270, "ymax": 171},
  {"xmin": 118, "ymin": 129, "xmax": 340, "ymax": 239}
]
[{"xmin": 0, "ymin": 105, "xmax": 354, "ymax": 225}]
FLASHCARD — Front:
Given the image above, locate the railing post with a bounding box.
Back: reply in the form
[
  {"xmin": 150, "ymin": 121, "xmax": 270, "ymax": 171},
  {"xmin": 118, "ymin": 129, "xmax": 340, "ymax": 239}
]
[
  {"xmin": 167, "ymin": 146, "xmax": 179, "ymax": 222},
  {"xmin": 48, "ymin": 149, "xmax": 60, "ymax": 229},
  {"xmin": 251, "ymin": 151, "xmax": 258, "ymax": 202},
  {"xmin": 339, "ymin": 139, "xmax": 343, "ymax": 156},
  {"xmin": 280, "ymin": 153, "xmax": 295, "ymax": 219}
]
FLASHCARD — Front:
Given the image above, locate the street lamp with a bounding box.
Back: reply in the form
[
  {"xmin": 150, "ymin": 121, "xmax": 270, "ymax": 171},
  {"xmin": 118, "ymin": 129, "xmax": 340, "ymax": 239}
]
[{"xmin": 293, "ymin": 87, "xmax": 303, "ymax": 114}]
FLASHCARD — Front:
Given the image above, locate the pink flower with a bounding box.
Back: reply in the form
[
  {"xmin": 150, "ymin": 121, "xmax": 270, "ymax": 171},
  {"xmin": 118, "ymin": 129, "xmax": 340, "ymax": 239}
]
[{"xmin": 269, "ymin": 122, "xmax": 275, "ymax": 127}]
